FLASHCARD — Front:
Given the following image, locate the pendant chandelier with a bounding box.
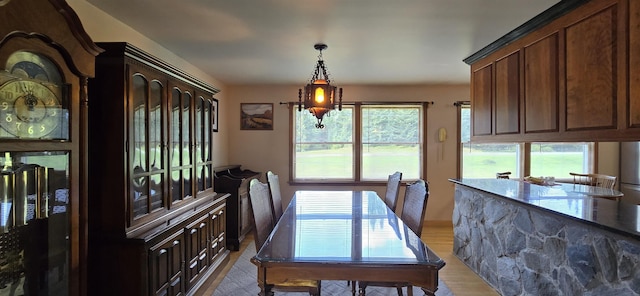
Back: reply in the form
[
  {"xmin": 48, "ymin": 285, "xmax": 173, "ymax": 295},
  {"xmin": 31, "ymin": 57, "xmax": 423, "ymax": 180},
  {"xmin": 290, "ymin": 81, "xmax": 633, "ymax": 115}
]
[{"xmin": 298, "ymin": 43, "xmax": 342, "ymax": 128}]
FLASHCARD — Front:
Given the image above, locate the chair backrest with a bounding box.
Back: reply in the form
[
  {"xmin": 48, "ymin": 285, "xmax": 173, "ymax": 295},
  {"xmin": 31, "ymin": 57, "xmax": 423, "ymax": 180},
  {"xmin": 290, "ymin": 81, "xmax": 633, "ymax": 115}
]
[
  {"xmin": 400, "ymin": 179, "xmax": 429, "ymax": 238},
  {"xmin": 383, "ymin": 171, "xmax": 403, "ymax": 212},
  {"xmin": 248, "ymin": 178, "xmax": 275, "ymax": 251},
  {"xmin": 570, "ymin": 172, "xmax": 617, "ymax": 189},
  {"xmin": 266, "ymin": 171, "xmax": 283, "ymax": 223},
  {"xmin": 592, "ymin": 174, "xmax": 617, "ymax": 189},
  {"xmin": 496, "ymin": 172, "xmax": 511, "ymax": 179}
]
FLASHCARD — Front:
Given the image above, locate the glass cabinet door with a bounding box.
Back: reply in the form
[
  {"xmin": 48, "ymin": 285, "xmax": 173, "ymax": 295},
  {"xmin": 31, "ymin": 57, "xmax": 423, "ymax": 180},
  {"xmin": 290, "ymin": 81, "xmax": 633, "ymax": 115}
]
[
  {"xmin": 0, "ymin": 151, "xmax": 70, "ymax": 295},
  {"xmin": 170, "ymin": 86, "xmax": 193, "ymax": 205},
  {"xmin": 195, "ymin": 95, "xmax": 213, "ymax": 194},
  {"xmin": 130, "ymin": 73, "xmax": 166, "ymax": 220}
]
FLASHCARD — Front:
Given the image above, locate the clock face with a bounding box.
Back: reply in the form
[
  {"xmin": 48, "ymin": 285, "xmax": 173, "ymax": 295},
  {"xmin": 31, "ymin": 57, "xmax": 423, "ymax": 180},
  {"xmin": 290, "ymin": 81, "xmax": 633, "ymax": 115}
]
[
  {"xmin": 0, "ymin": 79, "xmax": 62, "ymax": 138},
  {"xmin": 0, "ymin": 51, "xmax": 67, "ymax": 139}
]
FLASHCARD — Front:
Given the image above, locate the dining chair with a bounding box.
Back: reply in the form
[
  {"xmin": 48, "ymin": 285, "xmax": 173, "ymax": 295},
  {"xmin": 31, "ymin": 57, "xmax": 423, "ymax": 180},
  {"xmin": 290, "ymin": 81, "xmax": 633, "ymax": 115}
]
[
  {"xmin": 496, "ymin": 171, "xmax": 511, "ymax": 179},
  {"xmin": 248, "ymin": 179, "xmax": 275, "ymax": 252},
  {"xmin": 569, "ymin": 172, "xmax": 619, "ymax": 201},
  {"xmin": 356, "ymin": 179, "xmax": 429, "ymax": 296},
  {"xmin": 266, "ymin": 171, "xmax": 284, "ymax": 223},
  {"xmin": 384, "ymin": 171, "xmax": 403, "ymax": 212},
  {"xmin": 247, "ymin": 179, "xmax": 321, "ymax": 295},
  {"xmin": 570, "ymin": 172, "xmax": 617, "ymax": 189}
]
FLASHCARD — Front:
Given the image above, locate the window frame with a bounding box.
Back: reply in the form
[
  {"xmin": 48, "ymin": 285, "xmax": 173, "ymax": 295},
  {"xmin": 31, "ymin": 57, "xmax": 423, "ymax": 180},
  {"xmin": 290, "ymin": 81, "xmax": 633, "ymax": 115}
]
[
  {"xmin": 289, "ymin": 102, "xmax": 429, "ymax": 185},
  {"xmin": 455, "ymin": 102, "xmax": 597, "ymax": 179}
]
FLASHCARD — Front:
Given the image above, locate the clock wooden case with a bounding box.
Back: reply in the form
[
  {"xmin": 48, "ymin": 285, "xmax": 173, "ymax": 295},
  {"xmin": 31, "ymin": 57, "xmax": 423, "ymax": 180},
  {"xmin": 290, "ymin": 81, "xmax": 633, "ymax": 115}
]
[{"xmin": 0, "ymin": 0, "xmax": 101, "ymax": 295}]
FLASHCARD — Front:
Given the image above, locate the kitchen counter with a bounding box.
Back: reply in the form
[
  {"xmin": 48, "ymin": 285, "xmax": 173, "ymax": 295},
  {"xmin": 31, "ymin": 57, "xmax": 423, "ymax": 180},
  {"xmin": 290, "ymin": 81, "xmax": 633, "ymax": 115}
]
[
  {"xmin": 449, "ymin": 178, "xmax": 640, "ymax": 295},
  {"xmin": 449, "ymin": 178, "xmax": 638, "ymax": 239}
]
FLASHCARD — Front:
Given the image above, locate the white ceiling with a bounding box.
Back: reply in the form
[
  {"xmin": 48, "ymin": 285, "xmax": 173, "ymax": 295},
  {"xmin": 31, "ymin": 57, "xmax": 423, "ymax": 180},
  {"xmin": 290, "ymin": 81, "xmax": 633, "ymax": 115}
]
[{"xmin": 86, "ymin": 0, "xmax": 560, "ymax": 85}]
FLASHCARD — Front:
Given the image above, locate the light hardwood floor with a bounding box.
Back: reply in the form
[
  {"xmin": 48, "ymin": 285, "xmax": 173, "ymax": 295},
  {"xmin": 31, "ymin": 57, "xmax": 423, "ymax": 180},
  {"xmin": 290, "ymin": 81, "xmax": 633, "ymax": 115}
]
[
  {"xmin": 196, "ymin": 222, "xmax": 499, "ymax": 296},
  {"xmin": 421, "ymin": 221, "xmax": 499, "ymax": 296}
]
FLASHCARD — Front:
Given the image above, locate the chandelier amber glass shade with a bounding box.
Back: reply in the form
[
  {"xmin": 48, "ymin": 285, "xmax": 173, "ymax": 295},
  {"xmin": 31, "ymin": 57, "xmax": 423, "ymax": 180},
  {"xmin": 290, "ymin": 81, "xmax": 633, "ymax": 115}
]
[{"xmin": 298, "ymin": 44, "xmax": 342, "ymax": 128}]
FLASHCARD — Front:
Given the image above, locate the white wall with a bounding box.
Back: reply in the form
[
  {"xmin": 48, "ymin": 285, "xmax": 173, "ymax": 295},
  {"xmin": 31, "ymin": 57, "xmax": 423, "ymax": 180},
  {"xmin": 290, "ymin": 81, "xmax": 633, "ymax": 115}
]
[
  {"xmin": 67, "ymin": 0, "xmax": 231, "ymax": 167},
  {"xmin": 226, "ymin": 84, "xmax": 470, "ymax": 221},
  {"xmin": 598, "ymin": 142, "xmax": 619, "ymax": 188}
]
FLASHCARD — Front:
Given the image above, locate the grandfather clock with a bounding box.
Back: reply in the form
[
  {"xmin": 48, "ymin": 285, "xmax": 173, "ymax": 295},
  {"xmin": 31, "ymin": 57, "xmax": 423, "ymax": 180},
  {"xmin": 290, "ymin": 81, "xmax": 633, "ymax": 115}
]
[{"xmin": 0, "ymin": 0, "xmax": 101, "ymax": 295}]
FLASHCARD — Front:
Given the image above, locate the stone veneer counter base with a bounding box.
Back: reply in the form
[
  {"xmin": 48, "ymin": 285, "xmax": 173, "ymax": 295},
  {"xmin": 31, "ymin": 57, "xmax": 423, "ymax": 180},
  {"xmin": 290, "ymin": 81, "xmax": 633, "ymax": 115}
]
[{"xmin": 449, "ymin": 178, "xmax": 640, "ymax": 295}]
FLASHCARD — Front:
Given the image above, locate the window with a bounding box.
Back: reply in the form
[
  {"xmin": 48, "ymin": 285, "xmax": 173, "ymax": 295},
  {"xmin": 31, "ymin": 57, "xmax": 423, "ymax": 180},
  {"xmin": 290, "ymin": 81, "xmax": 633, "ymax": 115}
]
[
  {"xmin": 361, "ymin": 106, "xmax": 422, "ymax": 180},
  {"xmin": 459, "ymin": 104, "xmax": 520, "ymax": 178},
  {"xmin": 458, "ymin": 103, "xmax": 594, "ymax": 179},
  {"xmin": 461, "ymin": 142, "xmax": 521, "ymax": 178},
  {"xmin": 292, "ymin": 103, "xmax": 425, "ymax": 183},
  {"xmin": 529, "ymin": 142, "xmax": 594, "ymax": 179},
  {"xmin": 294, "ymin": 106, "xmax": 354, "ymax": 180}
]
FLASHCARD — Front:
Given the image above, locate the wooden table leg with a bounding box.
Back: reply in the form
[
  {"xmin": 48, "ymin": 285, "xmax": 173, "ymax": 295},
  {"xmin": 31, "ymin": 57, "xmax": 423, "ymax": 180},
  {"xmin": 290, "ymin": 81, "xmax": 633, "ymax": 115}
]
[
  {"xmin": 421, "ymin": 287, "xmax": 436, "ymax": 296},
  {"xmin": 257, "ymin": 284, "xmax": 274, "ymax": 296}
]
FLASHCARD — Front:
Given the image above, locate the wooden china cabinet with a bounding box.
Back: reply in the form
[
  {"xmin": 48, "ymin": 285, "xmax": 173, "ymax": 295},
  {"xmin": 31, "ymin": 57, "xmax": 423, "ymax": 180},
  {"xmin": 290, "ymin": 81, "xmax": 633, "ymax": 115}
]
[
  {"xmin": 87, "ymin": 42, "xmax": 229, "ymax": 296},
  {"xmin": 0, "ymin": 0, "xmax": 101, "ymax": 295}
]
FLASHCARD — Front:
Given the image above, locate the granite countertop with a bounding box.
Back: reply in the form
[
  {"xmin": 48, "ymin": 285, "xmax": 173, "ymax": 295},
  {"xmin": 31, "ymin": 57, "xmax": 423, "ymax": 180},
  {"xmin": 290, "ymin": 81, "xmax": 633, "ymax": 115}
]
[{"xmin": 449, "ymin": 178, "xmax": 640, "ymax": 239}]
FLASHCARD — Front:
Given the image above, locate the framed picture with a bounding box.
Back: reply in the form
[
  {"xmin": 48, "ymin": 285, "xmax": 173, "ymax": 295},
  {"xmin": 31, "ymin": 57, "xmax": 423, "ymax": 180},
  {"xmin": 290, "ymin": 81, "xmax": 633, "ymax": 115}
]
[
  {"xmin": 212, "ymin": 98, "xmax": 219, "ymax": 132},
  {"xmin": 241, "ymin": 103, "xmax": 273, "ymax": 130}
]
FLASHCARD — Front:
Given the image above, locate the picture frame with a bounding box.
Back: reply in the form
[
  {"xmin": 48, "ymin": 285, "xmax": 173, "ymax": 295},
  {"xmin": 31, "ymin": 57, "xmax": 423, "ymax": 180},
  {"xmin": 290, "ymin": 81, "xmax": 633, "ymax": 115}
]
[
  {"xmin": 241, "ymin": 103, "xmax": 273, "ymax": 130},
  {"xmin": 212, "ymin": 98, "xmax": 219, "ymax": 132}
]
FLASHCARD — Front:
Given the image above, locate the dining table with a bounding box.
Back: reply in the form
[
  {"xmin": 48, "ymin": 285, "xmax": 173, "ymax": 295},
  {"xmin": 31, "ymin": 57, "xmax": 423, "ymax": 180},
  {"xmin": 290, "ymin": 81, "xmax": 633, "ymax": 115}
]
[{"xmin": 250, "ymin": 190, "xmax": 445, "ymax": 296}]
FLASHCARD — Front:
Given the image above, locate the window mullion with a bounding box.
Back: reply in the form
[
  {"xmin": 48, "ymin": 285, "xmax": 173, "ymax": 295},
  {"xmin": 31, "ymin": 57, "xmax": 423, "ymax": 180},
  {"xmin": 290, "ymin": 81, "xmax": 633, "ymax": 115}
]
[
  {"xmin": 288, "ymin": 102, "xmax": 295, "ymax": 181},
  {"xmin": 522, "ymin": 142, "xmax": 530, "ymax": 178},
  {"xmin": 422, "ymin": 102, "xmax": 428, "ymax": 180},
  {"xmin": 354, "ymin": 102, "xmax": 362, "ymax": 182}
]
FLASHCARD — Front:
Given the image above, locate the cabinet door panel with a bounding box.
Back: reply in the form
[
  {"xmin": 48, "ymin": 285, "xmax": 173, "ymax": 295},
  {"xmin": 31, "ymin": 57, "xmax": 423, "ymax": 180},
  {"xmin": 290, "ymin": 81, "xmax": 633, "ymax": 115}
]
[
  {"xmin": 150, "ymin": 230, "xmax": 184, "ymax": 296},
  {"xmin": 524, "ymin": 33, "xmax": 559, "ymax": 133},
  {"xmin": 195, "ymin": 94, "xmax": 214, "ymax": 194},
  {"xmin": 169, "ymin": 84, "xmax": 194, "ymax": 205},
  {"xmin": 129, "ymin": 67, "xmax": 167, "ymax": 222},
  {"xmin": 495, "ymin": 51, "xmax": 520, "ymax": 134},
  {"xmin": 630, "ymin": 0, "xmax": 640, "ymax": 127},
  {"xmin": 129, "ymin": 67, "xmax": 166, "ymax": 219},
  {"xmin": 239, "ymin": 180, "xmax": 252, "ymax": 238},
  {"xmin": 472, "ymin": 65, "xmax": 493, "ymax": 136},
  {"xmin": 209, "ymin": 205, "xmax": 226, "ymax": 263},
  {"xmin": 185, "ymin": 215, "xmax": 209, "ymax": 289},
  {"xmin": 565, "ymin": 5, "xmax": 617, "ymax": 130}
]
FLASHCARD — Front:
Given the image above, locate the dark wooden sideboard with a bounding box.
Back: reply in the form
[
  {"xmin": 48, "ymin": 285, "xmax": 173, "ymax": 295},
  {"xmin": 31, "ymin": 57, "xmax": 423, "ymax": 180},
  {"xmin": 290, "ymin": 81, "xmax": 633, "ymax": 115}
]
[
  {"xmin": 87, "ymin": 42, "xmax": 229, "ymax": 296},
  {"xmin": 214, "ymin": 165, "xmax": 260, "ymax": 250}
]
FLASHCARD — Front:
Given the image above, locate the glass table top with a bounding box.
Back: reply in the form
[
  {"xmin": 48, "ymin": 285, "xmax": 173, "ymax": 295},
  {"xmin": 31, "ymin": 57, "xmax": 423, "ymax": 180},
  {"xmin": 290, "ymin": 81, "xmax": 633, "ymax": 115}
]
[{"xmin": 254, "ymin": 190, "xmax": 443, "ymax": 267}]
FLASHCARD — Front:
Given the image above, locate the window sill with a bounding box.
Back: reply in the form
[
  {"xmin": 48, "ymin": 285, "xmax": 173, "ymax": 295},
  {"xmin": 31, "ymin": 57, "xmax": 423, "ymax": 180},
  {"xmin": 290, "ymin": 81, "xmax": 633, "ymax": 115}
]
[{"xmin": 289, "ymin": 181, "xmax": 389, "ymax": 187}]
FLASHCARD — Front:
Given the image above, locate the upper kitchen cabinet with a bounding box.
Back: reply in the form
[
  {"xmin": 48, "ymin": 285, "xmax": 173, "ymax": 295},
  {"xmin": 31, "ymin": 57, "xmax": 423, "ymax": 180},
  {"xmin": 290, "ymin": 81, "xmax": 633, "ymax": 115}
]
[
  {"xmin": 565, "ymin": 4, "xmax": 616, "ymax": 131},
  {"xmin": 471, "ymin": 63, "xmax": 493, "ymax": 136},
  {"xmin": 464, "ymin": 0, "xmax": 640, "ymax": 142},
  {"xmin": 524, "ymin": 33, "xmax": 559, "ymax": 134},
  {"xmin": 494, "ymin": 51, "xmax": 520, "ymax": 135}
]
